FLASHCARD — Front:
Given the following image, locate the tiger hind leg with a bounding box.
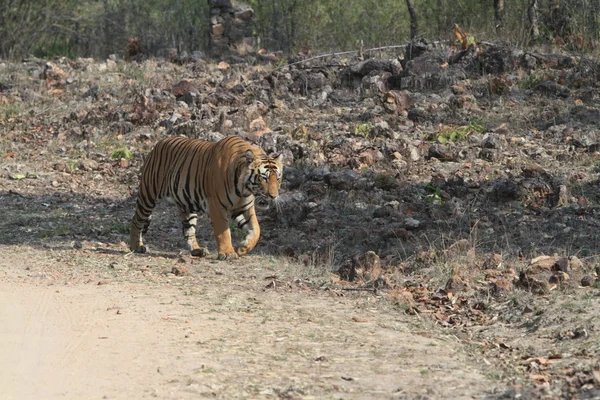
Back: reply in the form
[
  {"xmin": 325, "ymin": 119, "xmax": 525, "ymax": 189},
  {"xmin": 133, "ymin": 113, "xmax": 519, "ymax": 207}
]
[
  {"xmin": 180, "ymin": 211, "xmax": 209, "ymax": 257},
  {"xmin": 130, "ymin": 214, "xmax": 152, "ymax": 253},
  {"xmin": 130, "ymin": 199, "xmax": 154, "ymax": 253}
]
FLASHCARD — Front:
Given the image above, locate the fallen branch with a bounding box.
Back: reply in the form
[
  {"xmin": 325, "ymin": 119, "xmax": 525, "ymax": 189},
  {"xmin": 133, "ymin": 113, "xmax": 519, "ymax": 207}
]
[
  {"xmin": 342, "ymin": 287, "xmax": 377, "ymax": 292},
  {"xmin": 278, "ymin": 40, "xmax": 450, "ymax": 70},
  {"xmin": 278, "ymin": 45, "xmax": 406, "ymax": 70}
]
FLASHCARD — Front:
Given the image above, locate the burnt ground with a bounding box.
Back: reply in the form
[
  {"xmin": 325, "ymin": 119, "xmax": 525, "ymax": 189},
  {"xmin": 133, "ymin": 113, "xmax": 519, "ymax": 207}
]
[{"xmin": 1, "ymin": 41, "xmax": 600, "ymax": 398}]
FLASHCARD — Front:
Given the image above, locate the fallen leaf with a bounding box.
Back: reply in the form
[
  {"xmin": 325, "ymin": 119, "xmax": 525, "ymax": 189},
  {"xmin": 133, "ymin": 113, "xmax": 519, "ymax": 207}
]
[{"xmin": 529, "ymin": 374, "xmax": 549, "ymax": 383}]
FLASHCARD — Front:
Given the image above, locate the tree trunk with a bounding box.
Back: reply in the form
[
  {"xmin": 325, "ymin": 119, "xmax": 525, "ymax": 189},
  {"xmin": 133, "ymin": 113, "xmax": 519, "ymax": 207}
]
[
  {"xmin": 591, "ymin": 0, "xmax": 599, "ymax": 41},
  {"xmin": 405, "ymin": 0, "xmax": 418, "ymax": 40},
  {"xmin": 272, "ymin": 0, "xmax": 282, "ymax": 50},
  {"xmin": 435, "ymin": 0, "xmax": 444, "ymax": 39},
  {"xmin": 494, "ymin": 0, "xmax": 505, "ymax": 33},
  {"xmin": 528, "ymin": 0, "xmax": 540, "ymax": 41}
]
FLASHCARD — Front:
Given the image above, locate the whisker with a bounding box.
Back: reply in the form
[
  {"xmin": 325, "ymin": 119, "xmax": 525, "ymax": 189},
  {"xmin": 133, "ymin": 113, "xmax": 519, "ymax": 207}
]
[{"xmin": 274, "ymin": 196, "xmax": 283, "ymax": 215}]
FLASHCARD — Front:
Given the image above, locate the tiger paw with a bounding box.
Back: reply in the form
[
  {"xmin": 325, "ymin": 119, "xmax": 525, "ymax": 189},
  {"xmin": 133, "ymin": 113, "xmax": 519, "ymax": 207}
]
[
  {"xmin": 217, "ymin": 252, "xmax": 239, "ymax": 261},
  {"xmin": 236, "ymin": 246, "xmax": 249, "ymax": 256},
  {"xmin": 190, "ymin": 247, "xmax": 210, "ymax": 257},
  {"xmin": 131, "ymin": 245, "xmax": 147, "ymax": 254}
]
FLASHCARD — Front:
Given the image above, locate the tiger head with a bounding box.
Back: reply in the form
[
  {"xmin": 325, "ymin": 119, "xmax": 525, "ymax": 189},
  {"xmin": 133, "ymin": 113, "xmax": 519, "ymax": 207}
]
[{"xmin": 244, "ymin": 150, "xmax": 283, "ymax": 207}]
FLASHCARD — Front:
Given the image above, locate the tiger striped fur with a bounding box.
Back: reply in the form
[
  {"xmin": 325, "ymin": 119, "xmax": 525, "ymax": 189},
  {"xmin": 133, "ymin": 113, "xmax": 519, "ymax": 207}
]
[{"xmin": 129, "ymin": 135, "xmax": 283, "ymax": 260}]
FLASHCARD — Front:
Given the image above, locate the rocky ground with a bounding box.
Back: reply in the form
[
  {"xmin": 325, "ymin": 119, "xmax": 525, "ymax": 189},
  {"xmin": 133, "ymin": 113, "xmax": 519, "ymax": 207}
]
[{"xmin": 1, "ymin": 40, "xmax": 600, "ymax": 398}]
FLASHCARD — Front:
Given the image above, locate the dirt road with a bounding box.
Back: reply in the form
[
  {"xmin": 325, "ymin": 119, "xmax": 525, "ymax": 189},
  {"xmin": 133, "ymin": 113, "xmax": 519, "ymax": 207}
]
[{"xmin": 0, "ymin": 245, "xmax": 492, "ymax": 399}]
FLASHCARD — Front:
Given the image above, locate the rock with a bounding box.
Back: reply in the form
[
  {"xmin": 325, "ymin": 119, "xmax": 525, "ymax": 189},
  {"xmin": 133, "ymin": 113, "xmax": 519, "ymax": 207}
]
[
  {"xmin": 338, "ymin": 251, "xmax": 382, "ymax": 282},
  {"xmin": 310, "ymin": 165, "xmax": 330, "ymax": 181},
  {"xmin": 521, "ymin": 53, "xmax": 537, "ymax": 69},
  {"xmin": 518, "ymin": 271, "xmax": 549, "ymax": 294},
  {"xmin": 171, "ymin": 79, "xmax": 199, "ymax": 98},
  {"xmin": 106, "ymin": 59, "xmax": 118, "ymax": 71},
  {"xmin": 477, "ymin": 45, "xmax": 518, "ymax": 74},
  {"xmin": 234, "ymin": 8, "xmax": 254, "ymax": 20},
  {"xmin": 445, "ymin": 274, "xmax": 467, "ymax": 293},
  {"xmin": 552, "ymin": 257, "xmax": 569, "ymax": 273},
  {"xmin": 324, "ymin": 170, "xmax": 359, "ymax": 190},
  {"xmin": 355, "ymin": 251, "xmax": 382, "ymax": 281},
  {"xmin": 549, "ymin": 271, "xmax": 569, "ymax": 284},
  {"xmin": 362, "ymin": 73, "xmax": 390, "ymax": 94},
  {"xmin": 403, "ymin": 38, "xmax": 434, "ymax": 64},
  {"xmin": 409, "ymin": 145, "xmax": 421, "ymax": 162},
  {"xmin": 181, "ymin": 91, "xmax": 199, "ymax": 106},
  {"xmin": 580, "ymin": 275, "xmax": 595, "ymax": 287},
  {"xmin": 481, "ymin": 133, "xmax": 505, "ymax": 149},
  {"xmin": 350, "ymin": 60, "xmax": 393, "ymax": 77},
  {"xmin": 358, "ymin": 148, "xmax": 384, "ymax": 166},
  {"xmin": 569, "ymin": 256, "xmax": 583, "ymax": 270},
  {"xmin": 41, "ymin": 62, "xmax": 66, "ymax": 83},
  {"xmin": 491, "ymin": 278, "xmax": 513, "ymax": 295},
  {"xmin": 479, "ymin": 148, "xmax": 498, "ymax": 162},
  {"xmin": 53, "ymin": 163, "xmax": 72, "ymax": 173},
  {"xmin": 407, "ymin": 107, "xmax": 428, "ymax": 123},
  {"xmin": 249, "ymin": 116, "xmax": 271, "ymax": 137},
  {"xmin": 80, "ymin": 159, "xmax": 99, "ymax": 171},
  {"xmin": 402, "ymin": 217, "xmax": 420, "ymax": 230},
  {"xmin": 529, "ymin": 53, "xmax": 577, "ymax": 69},
  {"xmin": 82, "ymin": 85, "xmax": 99, "ymax": 100},
  {"xmin": 212, "ymin": 24, "xmax": 225, "ymax": 35},
  {"xmin": 383, "ymin": 90, "xmax": 412, "ymax": 113},
  {"xmin": 534, "ymin": 80, "xmax": 570, "ymax": 98},
  {"xmin": 427, "ymin": 144, "xmax": 456, "ymax": 161},
  {"xmin": 171, "ymin": 266, "xmax": 189, "ymax": 276},
  {"xmin": 528, "ymin": 255, "xmax": 560, "ymax": 272}
]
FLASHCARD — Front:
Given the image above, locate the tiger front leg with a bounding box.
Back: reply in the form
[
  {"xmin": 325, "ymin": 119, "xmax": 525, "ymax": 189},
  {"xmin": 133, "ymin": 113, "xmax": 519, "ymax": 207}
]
[
  {"xmin": 179, "ymin": 211, "xmax": 209, "ymax": 257},
  {"xmin": 234, "ymin": 206, "xmax": 260, "ymax": 257},
  {"xmin": 209, "ymin": 206, "xmax": 238, "ymax": 261}
]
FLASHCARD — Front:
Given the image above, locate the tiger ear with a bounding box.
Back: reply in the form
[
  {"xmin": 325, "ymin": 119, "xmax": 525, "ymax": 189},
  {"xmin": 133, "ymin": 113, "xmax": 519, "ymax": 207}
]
[
  {"xmin": 245, "ymin": 150, "xmax": 254, "ymax": 164},
  {"xmin": 273, "ymin": 153, "xmax": 283, "ymax": 166}
]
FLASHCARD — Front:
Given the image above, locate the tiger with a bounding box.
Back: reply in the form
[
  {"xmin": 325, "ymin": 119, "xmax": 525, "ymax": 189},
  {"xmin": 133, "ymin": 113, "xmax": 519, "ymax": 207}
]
[{"xmin": 129, "ymin": 135, "xmax": 283, "ymax": 260}]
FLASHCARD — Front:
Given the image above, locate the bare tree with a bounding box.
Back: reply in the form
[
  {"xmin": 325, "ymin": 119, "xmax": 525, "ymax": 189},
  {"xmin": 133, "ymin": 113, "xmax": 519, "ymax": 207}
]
[
  {"xmin": 405, "ymin": 0, "xmax": 419, "ymax": 40},
  {"xmin": 528, "ymin": 0, "xmax": 540, "ymax": 41},
  {"xmin": 494, "ymin": 0, "xmax": 505, "ymax": 33}
]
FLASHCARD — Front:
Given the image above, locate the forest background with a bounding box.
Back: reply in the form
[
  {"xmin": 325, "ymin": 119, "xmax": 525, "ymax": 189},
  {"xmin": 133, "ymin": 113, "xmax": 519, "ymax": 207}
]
[{"xmin": 1, "ymin": 0, "xmax": 598, "ymax": 60}]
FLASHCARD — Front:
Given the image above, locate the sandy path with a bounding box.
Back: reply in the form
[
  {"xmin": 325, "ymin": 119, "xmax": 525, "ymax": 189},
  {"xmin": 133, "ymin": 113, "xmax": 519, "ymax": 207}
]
[{"xmin": 0, "ymin": 247, "xmax": 492, "ymax": 399}]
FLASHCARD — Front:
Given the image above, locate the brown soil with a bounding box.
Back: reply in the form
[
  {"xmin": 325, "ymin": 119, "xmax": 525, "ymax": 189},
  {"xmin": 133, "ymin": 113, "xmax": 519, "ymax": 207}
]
[{"xmin": 1, "ymin": 246, "xmax": 489, "ymax": 399}]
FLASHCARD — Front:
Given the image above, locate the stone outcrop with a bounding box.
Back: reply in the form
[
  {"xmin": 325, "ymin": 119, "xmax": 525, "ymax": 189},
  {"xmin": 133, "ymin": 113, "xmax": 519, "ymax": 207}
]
[{"xmin": 209, "ymin": 0, "xmax": 255, "ymax": 57}]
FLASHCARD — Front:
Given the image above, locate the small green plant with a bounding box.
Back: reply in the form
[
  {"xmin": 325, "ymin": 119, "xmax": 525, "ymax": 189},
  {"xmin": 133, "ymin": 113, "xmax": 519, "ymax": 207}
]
[
  {"xmin": 424, "ymin": 184, "xmax": 444, "ymax": 204},
  {"xmin": 117, "ymin": 63, "xmax": 146, "ymax": 82},
  {"xmin": 40, "ymin": 224, "xmax": 71, "ymax": 238},
  {"xmin": 1, "ymin": 103, "xmax": 21, "ymax": 120},
  {"xmin": 519, "ymin": 72, "xmax": 545, "ymax": 90},
  {"xmin": 354, "ymin": 123, "xmax": 373, "ymax": 137},
  {"xmin": 274, "ymin": 58, "xmax": 288, "ymax": 68},
  {"xmin": 291, "ymin": 124, "xmax": 309, "ymax": 140},
  {"xmin": 437, "ymin": 120, "xmax": 483, "ymax": 144},
  {"xmin": 111, "ymin": 147, "xmax": 133, "ymax": 160}
]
